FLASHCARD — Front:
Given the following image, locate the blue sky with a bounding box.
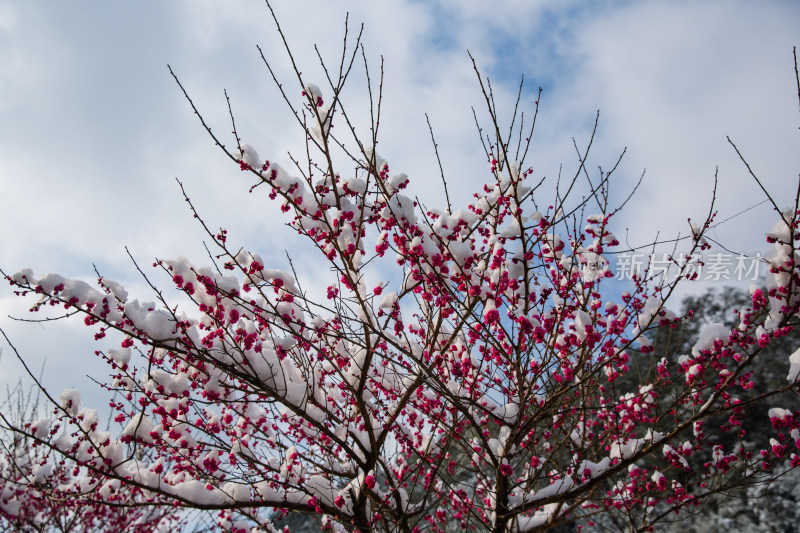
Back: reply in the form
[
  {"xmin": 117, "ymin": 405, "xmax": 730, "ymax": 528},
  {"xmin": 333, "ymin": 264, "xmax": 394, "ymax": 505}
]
[{"xmin": 0, "ymin": 0, "xmax": 798, "ymax": 402}]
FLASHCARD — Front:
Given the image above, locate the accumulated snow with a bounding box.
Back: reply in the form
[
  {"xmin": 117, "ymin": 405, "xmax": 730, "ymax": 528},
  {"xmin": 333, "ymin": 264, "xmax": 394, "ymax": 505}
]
[
  {"xmin": 768, "ymin": 407, "xmax": 793, "ymax": 420},
  {"xmin": 122, "ymin": 414, "xmax": 157, "ymax": 443},
  {"xmin": 378, "ymin": 291, "xmax": 398, "ymax": 309},
  {"xmin": 787, "ymin": 347, "xmax": 800, "ymax": 381},
  {"xmin": 235, "ymin": 143, "xmax": 260, "ymax": 168},
  {"xmin": 574, "ymin": 310, "xmax": 591, "ymax": 341},
  {"xmin": 109, "ymin": 347, "xmax": 131, "ymax": 366},
  {"xmin": 691, "ymin": 323, "xmax": 730, "ymax": 356},
  {"xmin": 60, "ymin": 389, "xmax": 82, "ymax": 416},
  {"xmin": 609, "ymin": 434, "xmax": 654, "ymax": 460},
  {"xmin": 164, "ymin": 479, "xmax": 230, "ymax": 505},
  {"xmin": 123, "ymin": 300, "xmax": 176, "ymax": 340},
  {"xmin": 31, "ymin": 418, "xmax": 50, "ymax": 439}
]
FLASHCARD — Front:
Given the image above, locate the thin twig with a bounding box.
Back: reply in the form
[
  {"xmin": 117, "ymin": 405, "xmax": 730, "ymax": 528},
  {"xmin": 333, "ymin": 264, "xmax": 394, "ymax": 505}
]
[{"xmin": 425, "ymin": 113, "xmax": 452, "ymax": 212}]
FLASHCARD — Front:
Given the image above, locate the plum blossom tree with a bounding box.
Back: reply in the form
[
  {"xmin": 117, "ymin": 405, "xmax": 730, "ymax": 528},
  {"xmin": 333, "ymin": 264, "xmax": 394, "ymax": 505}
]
[
  {"xmin": 2, "ymin": 6, "xmax": 800, "ymax": 532},
  {"xmin": 0, "ymin": 381, "xmax": 181, "ymax": 532}
]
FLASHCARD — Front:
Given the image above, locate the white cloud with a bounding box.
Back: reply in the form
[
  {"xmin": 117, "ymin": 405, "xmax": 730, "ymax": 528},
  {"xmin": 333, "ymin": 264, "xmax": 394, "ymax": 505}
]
[
  {"xmin": 0, "ymin": 2, "xmax": 18, "ymax": 35},
  {"xmin": 563, "ymin": 0, "xmax": 800, "ymax": 249}
]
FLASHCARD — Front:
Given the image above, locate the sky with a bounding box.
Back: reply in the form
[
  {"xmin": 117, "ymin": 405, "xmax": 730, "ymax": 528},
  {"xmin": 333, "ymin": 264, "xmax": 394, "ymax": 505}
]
[{"xmin": 0, "ymin": 0, "xmax": 798, "ymax": 405}]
